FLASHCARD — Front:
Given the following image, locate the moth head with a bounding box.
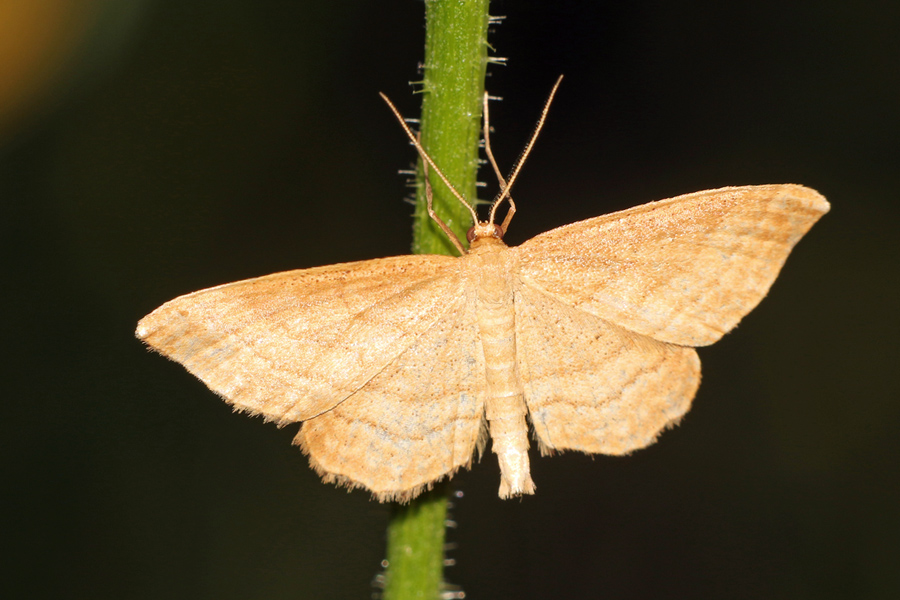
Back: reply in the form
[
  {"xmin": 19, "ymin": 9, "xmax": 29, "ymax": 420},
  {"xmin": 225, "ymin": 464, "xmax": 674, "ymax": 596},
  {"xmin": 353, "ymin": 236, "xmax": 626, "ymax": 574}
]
[{"xmin": 467, "ymin": 222, "xmax": 504, "ymax": 243}]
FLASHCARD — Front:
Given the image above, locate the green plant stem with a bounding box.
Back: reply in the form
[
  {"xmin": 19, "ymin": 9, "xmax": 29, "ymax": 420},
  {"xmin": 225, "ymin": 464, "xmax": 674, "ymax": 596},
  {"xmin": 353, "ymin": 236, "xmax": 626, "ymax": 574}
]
[
  {"xmin": 411, "ymin": 0, "xmax": 492, "ymax": 256},
  {"xmin": 383, "ymin": 1, "xmax": 491, "ymax": 599},
  {"xmin": 383, "ymin": 484, "xmax": 450, "ymax": 600}
]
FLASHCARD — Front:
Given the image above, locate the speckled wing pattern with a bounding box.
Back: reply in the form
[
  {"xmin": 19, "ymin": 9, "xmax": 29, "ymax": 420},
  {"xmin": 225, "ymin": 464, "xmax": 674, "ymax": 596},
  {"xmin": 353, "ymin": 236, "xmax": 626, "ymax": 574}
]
[
  {"xmin": 136, "ymin": 255, "xmax": 460, "ymax": 425},
  {"xmin": 513, "ymin": 184, "xmax": 829, "ymax": 454},
  {"xmin": 295, "ymin": 287, "xmax": 486, "ymax": 502},
  {"xmin": 515, "ymin": 184, "xmax": 830, "ymax": 346},
  {"xmin": 514, "ymin": 284, "xmax": 700, "ymax": 456}
]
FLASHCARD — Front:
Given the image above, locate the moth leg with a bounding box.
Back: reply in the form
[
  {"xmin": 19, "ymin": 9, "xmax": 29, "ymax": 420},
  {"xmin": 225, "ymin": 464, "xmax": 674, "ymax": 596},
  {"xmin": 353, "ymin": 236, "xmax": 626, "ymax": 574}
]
[{"xmin": 421, "ymin": 151, "xmax": 467, "ymax": 255}]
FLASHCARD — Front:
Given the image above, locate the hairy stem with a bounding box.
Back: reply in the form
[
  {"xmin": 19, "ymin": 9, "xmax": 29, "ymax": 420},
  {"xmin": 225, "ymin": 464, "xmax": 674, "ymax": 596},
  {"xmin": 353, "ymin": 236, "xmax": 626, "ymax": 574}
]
[
  {"xmin": 383, "ymin": 1, "xmax": 491, "ymax": 599},
  {"xmin": 411, "ymin": 0, "xmax": 491, "ymax": 256},
  {"xmin": 383, "ymin": 484, "xmax": 451, "ymax": 600}
]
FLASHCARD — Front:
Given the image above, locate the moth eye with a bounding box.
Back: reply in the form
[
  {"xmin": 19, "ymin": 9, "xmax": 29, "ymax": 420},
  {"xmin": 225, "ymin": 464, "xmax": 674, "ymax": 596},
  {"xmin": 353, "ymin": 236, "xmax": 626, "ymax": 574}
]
[
  {"xmin": 466, "ymin": 227, "xmax": 477, "ymax": 243},
  {"xmin": 492, "ymin": 224, "xmax": 503, "ymax": 238}
]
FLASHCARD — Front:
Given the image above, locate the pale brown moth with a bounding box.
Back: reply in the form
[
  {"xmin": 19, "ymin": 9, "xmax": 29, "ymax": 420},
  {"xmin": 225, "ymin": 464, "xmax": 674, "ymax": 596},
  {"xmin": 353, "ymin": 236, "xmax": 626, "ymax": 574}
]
[{"xmin": 137, "ymin": 78, "xmax": 829, "ymax": 502}]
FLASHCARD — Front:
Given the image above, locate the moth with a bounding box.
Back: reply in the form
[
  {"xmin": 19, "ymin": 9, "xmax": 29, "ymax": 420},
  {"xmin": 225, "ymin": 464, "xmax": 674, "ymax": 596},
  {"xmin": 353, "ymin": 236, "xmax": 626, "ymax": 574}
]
[{"xmin": 137, "ymin": 79, "xmax": 829, "ymax": 501}]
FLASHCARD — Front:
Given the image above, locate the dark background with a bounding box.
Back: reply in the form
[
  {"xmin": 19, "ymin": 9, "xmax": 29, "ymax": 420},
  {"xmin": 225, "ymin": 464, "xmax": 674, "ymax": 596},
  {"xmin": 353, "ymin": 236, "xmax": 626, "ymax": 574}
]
[{"xmin": 2, "ymin": 1, "xmax": 898, "ymax": 598}]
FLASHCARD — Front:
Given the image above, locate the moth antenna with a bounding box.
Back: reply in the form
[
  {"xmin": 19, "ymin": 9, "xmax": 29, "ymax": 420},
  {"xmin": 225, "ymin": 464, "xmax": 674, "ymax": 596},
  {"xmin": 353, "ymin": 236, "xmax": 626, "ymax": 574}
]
[
  {"xmin": 379, "ymin": 93, "xmax": 479, "ymax": 242},
  {"xmin": 483, "ymin": 92, "xmax": 517, "ymax": 234},
  {"xmin": 490, "ymin": 75, "xmax": 564, "ymax": 227}
]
